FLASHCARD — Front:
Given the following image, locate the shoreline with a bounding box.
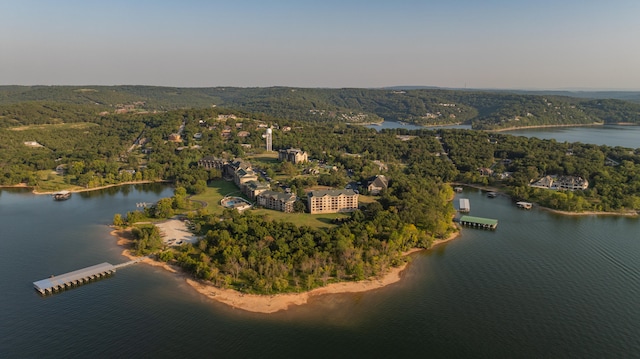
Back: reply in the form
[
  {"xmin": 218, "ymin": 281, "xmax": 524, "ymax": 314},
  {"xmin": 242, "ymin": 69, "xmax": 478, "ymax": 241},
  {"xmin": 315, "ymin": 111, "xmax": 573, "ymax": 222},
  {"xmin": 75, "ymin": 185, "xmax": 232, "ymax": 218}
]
[
  {"xmin": 0, "ymin": 180, "xmax": 171, "ymax": 195},
  {"xmin": 452, "ymin": 182, "xmax": 638, "ymax": 217},
  {"xmin": 490, "ymin": 122, "xmax": 604, "ymax": 132},
  {"xmin": 111, "ymin": 227, "xmax": 460, "ymax": 314}
]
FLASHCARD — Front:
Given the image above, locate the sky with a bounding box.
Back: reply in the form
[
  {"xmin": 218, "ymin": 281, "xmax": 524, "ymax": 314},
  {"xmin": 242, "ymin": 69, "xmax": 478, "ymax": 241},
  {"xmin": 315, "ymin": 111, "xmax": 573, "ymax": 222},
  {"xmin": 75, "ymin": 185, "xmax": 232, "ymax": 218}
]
[{"xmin": 1, "ymin": 0, "xmax": 640, "ymax": 90}]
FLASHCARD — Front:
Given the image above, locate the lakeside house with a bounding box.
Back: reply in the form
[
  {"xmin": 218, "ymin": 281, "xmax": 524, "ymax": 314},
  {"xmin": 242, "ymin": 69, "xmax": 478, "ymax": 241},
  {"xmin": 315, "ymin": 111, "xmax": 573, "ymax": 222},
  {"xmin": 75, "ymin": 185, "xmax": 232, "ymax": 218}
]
[
  {"xmin": 530, "ymin": 175, "xmax": 588, "ymax": 191},
  {"xmin": 307, "ymin": 189, "xmax": 358, "ymax": 214}
]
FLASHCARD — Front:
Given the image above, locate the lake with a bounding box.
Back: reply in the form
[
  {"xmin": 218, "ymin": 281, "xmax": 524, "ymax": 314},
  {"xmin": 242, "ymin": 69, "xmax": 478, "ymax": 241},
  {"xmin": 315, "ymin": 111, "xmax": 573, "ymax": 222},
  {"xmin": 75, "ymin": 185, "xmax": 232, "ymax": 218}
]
[
  {"xmin": 369, "ymin": 121, "xmax": 640, "ymax": 149},
  {"xmin": 2, "ymin": 183, "xmax": 640, "ymax": 358}
]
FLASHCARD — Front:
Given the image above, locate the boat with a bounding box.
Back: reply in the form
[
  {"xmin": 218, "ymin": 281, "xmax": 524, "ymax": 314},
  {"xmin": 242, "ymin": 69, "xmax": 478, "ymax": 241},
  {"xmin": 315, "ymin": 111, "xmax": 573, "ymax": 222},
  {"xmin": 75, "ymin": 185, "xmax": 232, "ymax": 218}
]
[
  {"xmin": 454, "ymin": 187, "xmax": 463, "ymax": 193},
  {"xmin": 516, "ymin": 201, "xmax": 532, "ymax": 209},
  {"xmin": 487, "ymin": 192, "xmax": 497, "ymax": 198},
  {"xmin": 53, "ymin": 190, "xmax": 71, "ymax": 201}
]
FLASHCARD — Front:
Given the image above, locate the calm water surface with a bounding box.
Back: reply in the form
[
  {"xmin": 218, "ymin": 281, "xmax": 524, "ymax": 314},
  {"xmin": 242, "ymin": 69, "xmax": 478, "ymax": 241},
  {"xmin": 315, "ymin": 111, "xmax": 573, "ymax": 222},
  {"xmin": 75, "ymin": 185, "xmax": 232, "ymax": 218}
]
[
  {"xmin": 1, "ymin": 184, "xmax": 639, "ymax": 358},
  {"xmin": 501, "ymin": 125, "xmax": 640, "ymax": 149}
]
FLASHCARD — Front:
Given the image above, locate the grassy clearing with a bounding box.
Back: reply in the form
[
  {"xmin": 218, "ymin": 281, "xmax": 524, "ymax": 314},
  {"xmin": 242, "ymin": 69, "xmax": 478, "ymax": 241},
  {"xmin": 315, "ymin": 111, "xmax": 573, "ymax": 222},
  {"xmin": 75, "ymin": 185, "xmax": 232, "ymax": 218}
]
[
  {"xmin": 189, "ymin": 179, "xmax": 243, "ymax": 215},
  {"xmin": 9, "ymin": 122, "xmax": 99, "ymax": 131}
]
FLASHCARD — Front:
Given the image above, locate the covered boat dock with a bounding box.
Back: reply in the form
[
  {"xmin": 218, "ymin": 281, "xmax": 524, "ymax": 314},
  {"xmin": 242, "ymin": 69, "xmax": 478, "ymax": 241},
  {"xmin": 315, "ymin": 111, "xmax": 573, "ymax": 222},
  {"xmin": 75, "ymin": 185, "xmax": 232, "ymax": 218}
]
[
  {"xmin": 460, "ymin": 215, "xmax": 498, "ymax": 230},
  {"xmin": 458, "ymin": 198, "xmax": 470, "ymax": 213},
  {"xmin": 33, "ymin": 262, "xmax": 116, "ymax": 295}
]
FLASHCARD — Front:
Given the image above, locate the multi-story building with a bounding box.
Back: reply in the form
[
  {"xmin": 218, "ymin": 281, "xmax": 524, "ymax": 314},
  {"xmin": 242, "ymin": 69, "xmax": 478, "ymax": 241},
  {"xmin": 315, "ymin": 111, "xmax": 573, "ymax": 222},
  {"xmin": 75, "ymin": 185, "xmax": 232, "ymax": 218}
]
[
  {"xmin": 278, "ymin": 148, "xmax": 308, "ymax": 164},
  {"xmin": 307, "ymin": 189, "xmax": 358, "ymax": 214},
  {"xmin": 244, "ymin": 180, "xmax": 270, "ymax": 200},
  {"xmin": 197, "ymin": 156, "xmax": 227, "ymax": 170},
  {"xmin": 257, "ymin": 190, "xmax": 297, "ymax": 213}
]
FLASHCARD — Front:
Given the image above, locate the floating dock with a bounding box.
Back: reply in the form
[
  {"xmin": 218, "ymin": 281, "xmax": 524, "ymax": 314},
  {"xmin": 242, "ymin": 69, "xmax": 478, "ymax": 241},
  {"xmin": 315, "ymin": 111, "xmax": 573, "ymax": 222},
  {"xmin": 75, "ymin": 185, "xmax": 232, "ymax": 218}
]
[
  {"xmin": 460, "ymin": 215, "xmax": 498, "ymax": 230},
  {"xmin": 52, "ymin": 190, "xmax": 71, "ymax": 201},
  {"xmin": 516, "ymin": 201, "xmax": 533, "ymax": 209},
  {"xmin": 33, "ymin": 262, "xmax": 116, "ymax": 295},
  {"xmin": 459, "ymin": 198, "xmax": 470, "ymax": 212}
]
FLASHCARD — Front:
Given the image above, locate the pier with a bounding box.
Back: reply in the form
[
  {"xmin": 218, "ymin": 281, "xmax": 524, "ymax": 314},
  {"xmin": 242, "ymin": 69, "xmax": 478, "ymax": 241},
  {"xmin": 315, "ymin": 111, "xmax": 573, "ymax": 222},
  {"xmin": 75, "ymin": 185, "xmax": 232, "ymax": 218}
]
[
  {"xmin": 460, "ymin": 215, "xmax": 498, "ymax": 230},
  {"xmin": 33, "ymin": 258, "xmax": 144, "ymax": 295}
]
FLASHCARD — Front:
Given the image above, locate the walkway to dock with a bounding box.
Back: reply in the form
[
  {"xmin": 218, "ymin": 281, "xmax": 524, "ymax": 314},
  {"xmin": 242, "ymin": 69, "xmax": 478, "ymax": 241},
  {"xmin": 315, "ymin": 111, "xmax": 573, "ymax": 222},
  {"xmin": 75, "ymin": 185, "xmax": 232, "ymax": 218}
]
[{"xmin": 33, "ymin": 257, "xmax": 146, "ymax": 295}]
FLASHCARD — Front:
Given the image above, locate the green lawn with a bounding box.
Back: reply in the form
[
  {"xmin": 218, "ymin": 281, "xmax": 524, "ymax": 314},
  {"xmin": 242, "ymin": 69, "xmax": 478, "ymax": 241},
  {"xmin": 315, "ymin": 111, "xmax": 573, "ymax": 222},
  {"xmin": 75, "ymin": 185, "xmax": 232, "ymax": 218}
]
[
  {"xmin": 190, "ymin": 179, "xmax": 243, "ymax": 215},
  {"xmin": 190, "ymin": 179, "xmax": 348, "ymax": 229}
]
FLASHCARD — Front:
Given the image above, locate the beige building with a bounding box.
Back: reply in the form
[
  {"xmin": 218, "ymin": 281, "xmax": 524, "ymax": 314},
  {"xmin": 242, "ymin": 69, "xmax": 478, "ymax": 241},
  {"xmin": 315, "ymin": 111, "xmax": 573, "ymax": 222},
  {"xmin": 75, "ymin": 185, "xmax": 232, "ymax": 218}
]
[
  {"xmin": 307, "ymin": 189, "xmax": 358, "ymax": 214},
  {"xmin": 257, "ymin": 190, "xmax": 297, "ymax": 213},
  {"xmin": 278, "ymin": 148, "xmax": 308, "ymax": 164}
]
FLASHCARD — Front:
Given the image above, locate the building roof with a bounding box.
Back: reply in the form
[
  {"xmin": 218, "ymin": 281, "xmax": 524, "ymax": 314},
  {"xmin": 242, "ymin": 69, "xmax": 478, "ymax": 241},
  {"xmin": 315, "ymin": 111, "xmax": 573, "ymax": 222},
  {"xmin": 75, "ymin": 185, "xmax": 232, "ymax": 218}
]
[
  {"xmin": 368, "ymin": 175, "xmax": 388, "ymax": 188},
  {"xmin": 245, "ymin": 180, "xmax": 270, "ymax": 190},
  {"xmin": 459, "ymin": 215, "xmax": 498, "ymax": 226},
  {"xmin": 259, "ymin": 190, "xmax": 296, "ymax": 202},
  {"xmin": 308, "ymin": 189, "xmax": 357, "ymax": 197}
]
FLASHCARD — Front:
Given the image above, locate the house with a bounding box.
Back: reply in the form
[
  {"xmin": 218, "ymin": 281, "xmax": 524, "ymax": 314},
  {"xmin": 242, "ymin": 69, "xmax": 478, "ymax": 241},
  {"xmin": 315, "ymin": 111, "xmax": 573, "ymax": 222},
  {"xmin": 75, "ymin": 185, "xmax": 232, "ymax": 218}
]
[
  {"xmin": 530, "ymin": 175, "xmax": 588, "ymax": 190},
  {"xmin": 279, "ymin": 148, "xmax": 308, "ymax": 164},
  {"xmin": 257, "ymin": 190, "xmax": 297, "ymax": 213},
  {"xmin": 556, "ymin": 176, "xmax": 589, "ymax": 190},
  {"xmin": 479, "ymin": 167, "xmax": 494, "ymax": 176},
  {"xmin": 237, "ymin": 131, "xmax": 250, "ymax": 138},
  {"xmin": 367, "ymin": 175, "xmax": 388, "ymax": 195},
  {"xmin": 168, "ymin": 133, "xmax": 181, "ymax": 142},
  {"xmin": 307, "ymin": 189, "xmax": 358, "ymax": 214}
]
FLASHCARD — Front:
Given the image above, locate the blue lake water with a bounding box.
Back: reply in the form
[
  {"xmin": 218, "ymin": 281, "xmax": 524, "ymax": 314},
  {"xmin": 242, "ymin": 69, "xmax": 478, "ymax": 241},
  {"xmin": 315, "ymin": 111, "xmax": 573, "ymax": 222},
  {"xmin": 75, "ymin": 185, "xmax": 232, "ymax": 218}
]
[{"xmin": 1, "ymin": 185, "xmax": 639, "ymax": 358}]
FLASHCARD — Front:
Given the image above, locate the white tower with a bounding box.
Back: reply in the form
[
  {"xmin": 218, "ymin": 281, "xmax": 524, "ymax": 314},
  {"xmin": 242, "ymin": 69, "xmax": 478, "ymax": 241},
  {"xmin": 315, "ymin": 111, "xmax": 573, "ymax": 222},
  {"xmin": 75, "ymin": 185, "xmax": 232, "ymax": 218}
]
[{"xmin": 264, "ymin": 128, "xmax": 272, "ymax": 151}]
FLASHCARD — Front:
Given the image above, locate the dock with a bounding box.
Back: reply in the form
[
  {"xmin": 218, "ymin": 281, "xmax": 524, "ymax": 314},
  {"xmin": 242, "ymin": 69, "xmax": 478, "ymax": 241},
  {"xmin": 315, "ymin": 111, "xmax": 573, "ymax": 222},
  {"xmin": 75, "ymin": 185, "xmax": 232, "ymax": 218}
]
[
  {"xmin": 459, "ymin": 198, "xmax": 470, "ymax": 212},
  {"xmin": 516, "ymin": 201, "xmax": 533, "ymax": 209},
  {"xmin": 52, "ymin": 190, "xmax": 71, "ymax": 201},
  {"xmin": 33, "ymin": 262, "xmax": 115, "ymax": 295},
  {"xmin": 33, "ymin": 257, "xmax": 145, "ymax": 295},
  {"xmin": 460, "ymin": 215, "xmax": 498, "ymax": 230}
]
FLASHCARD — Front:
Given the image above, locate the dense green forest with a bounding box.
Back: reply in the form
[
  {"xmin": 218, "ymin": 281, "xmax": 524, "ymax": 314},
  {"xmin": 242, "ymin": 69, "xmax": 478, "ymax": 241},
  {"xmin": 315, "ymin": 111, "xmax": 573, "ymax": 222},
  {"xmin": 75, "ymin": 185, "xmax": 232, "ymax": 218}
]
[{"xmin": 3, "ymin": 86, "xmax": 640, "ymax": 129}]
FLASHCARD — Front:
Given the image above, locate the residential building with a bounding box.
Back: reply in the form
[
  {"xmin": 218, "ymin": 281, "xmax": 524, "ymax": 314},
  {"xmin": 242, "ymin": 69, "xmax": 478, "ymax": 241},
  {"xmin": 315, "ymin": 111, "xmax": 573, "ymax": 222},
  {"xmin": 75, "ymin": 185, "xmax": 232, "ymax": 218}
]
[
  {"xmin": 530, "ymin": 175, "xmax": 588, "ymax": 190},
  {"xmin": 257, "ymin": 190, "xmax": 297, "ymax": 213},
  {"xmin": 367, "ymin": 175, "xmax": 388, "ymax": 195},
  {"xmin": 307, "ymin": 189, "xmax": 358, "ymax": 214},
  {"xmin": 244, "ymin": 180, "xmax": 270, "ymax": 200},
  {"xmin": 198, "ymin": 156, "xmax": 227, "ymax": 170},
  {"xmin": 278, "ymin": 148, "xmax": 308, "ymax": 164}
]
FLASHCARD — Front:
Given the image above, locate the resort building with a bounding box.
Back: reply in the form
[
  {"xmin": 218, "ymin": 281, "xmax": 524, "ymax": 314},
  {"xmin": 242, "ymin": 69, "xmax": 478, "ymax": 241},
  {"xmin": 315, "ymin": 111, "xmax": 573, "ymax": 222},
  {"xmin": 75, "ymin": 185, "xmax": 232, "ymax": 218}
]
[
  {"xmin": 244, "ymin": 180, "xmax": 270, "ymax": 200},
  {"xmin": 307, "ymin": 189, "xmax": 358, "ymax": 214},
  {"xmin": 197, "ymin": 156, "xmax": 227, "ymax": 170},
  {"xmin": 367, "ymin": 175, "xmax": 388, "ymax": 195},
  {"xmin": 257, "ymin": 190, "xmax": 297, "ymax": 213},
  {"xmin": 278, "ymin": 148, "xmax": 308, "ymax": 164}
]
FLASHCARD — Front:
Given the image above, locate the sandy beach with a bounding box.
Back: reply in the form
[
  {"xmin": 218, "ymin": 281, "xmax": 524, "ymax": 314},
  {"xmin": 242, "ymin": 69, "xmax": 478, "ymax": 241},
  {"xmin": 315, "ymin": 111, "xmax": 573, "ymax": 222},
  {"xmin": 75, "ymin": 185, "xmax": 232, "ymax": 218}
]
[{"xmin": 111, "ymin": 221, "xmax": 459, "ymax": 313}]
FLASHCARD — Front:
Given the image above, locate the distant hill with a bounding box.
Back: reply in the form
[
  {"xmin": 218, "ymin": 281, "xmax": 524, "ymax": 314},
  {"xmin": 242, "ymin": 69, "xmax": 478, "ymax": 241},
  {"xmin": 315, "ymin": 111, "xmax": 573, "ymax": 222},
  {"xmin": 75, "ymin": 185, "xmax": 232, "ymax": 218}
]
[{"xmin": 2, "ymin": 85, "xmax": 640, "ymax": 130}]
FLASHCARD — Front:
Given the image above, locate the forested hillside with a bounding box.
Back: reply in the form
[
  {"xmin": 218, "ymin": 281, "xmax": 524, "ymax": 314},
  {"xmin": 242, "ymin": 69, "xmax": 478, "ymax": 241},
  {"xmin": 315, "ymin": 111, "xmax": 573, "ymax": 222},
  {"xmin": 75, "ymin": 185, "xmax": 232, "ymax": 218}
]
[{"xmin": 3, "ymin": 86, "xmax": 640, "ymax": 129}]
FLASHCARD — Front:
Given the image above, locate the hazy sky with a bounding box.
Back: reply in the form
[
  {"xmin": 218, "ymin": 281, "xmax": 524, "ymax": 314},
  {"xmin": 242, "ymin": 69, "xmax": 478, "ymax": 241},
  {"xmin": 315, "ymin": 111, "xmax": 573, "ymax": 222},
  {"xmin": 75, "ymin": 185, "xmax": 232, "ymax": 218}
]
[{"xmin": 2, "ymin": 0, "xmax": 639, "ymax": 89}]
